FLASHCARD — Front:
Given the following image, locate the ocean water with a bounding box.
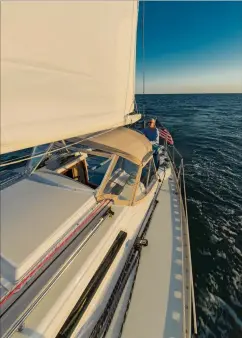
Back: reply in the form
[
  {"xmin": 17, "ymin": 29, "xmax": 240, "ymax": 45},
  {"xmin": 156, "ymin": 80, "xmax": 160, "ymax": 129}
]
[{"xmin": 136, "ymin": 94, "xmax": 242, "ymax": 338}]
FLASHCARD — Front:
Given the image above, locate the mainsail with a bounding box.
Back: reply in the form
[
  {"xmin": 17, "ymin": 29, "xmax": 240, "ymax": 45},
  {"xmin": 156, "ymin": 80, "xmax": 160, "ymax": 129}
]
[{"xmin": 1, "ymin": 1, "xmax": 139, "ymax": 154}]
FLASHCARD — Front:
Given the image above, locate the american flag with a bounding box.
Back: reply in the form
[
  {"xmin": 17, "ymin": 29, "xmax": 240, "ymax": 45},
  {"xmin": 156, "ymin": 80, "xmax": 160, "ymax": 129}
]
[{"xmin": 159, "ymin": 127, "xmax": 174, "ymax": 145}]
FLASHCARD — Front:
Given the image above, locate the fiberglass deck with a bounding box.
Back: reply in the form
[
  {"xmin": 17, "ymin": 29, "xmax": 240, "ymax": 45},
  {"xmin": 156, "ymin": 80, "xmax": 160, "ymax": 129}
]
[
  {"xmin": 121, "ymin": 169, "xmax": 184, "ymax": 338},
  {"xmin": 0, "ymin": 169, "xmax": 95, "ymax": 284}
]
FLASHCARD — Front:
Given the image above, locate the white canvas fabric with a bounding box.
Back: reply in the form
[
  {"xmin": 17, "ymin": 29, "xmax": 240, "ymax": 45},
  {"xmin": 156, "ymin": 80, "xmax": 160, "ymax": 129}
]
[{"xmin": 1, "ymin": 1, "xmax": 138, "ymax": 154}]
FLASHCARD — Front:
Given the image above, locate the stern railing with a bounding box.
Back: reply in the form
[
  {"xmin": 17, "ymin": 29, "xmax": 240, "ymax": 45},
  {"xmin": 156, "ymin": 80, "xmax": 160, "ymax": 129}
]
[{"xmin": 164, "ymin": 140, "xmax": 198, "ymax": 337}]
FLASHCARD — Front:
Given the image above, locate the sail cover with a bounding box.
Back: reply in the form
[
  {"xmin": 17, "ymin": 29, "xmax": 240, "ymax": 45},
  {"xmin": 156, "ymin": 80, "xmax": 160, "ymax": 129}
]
[{"xmin": 1, "ymin": 1, "xmax": 139, "ymax": 154}]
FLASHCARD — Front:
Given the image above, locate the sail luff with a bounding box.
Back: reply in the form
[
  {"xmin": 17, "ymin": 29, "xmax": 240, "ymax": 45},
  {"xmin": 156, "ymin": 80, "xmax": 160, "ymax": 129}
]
[{"xmin": 1, "ymin": 1, "xmax": 139, "ymax": 154}]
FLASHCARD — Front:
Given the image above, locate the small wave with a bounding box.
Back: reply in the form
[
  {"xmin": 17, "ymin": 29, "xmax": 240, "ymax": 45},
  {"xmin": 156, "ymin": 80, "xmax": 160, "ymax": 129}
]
[
  {"xmin": 217, "ymin": 251, "xmax": 227, "ymax": 259},
  {"xmin": 231, "ymin": 269, "xmax": 242, "ymax": 292},
  {"xmin": 221, "ymin": 225, "xmax": 237, "ymax": 237},
  {"xmin": 227, "ymin": 237, "xmax": 236, "ymax": 245},
  {"xmin": 198, "ymin": 249, "xmax": 212, "ymax": 256},
  {"xmin": 198, "ymin": 319, "xmax": 217, "ymax": 338},
  {"xmin": 230, "ymin": 295, "xmax": 242, "ymax": 309},
  {"xmin": 210, "ymin": 234, "xmax": 223, "ymax": 244},
  {"xmin": 233, "ymin": 245, "xmax": 242, "ymax": 258},
  {"xmin": 216, "ymin": 295, "xmax": 242, "ymax": 329}
]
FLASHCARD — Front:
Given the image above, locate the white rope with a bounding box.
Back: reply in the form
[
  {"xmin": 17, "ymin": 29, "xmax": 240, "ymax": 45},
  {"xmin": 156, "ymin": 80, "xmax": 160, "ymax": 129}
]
[{"xmin": 0, "ymin": 128, "xmax": 116, "ymax": 168}]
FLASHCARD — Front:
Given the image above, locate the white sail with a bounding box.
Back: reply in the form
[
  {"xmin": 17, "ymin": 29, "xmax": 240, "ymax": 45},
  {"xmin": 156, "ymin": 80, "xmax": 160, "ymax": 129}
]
[{"xmin": 1, "ymin": 1, "xmax": 139, "ymax": 154}]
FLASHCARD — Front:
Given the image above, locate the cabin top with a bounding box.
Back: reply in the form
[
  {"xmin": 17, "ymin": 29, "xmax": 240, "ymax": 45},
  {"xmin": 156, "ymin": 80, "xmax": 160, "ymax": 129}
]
[{"xmin": 0, "ymin": 160, "xmax": 95, "ymax": 284}]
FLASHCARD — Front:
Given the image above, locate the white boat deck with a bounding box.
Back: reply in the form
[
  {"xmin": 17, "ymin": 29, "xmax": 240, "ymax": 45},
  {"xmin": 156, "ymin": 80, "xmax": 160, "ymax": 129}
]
[
  {"xmin": 121, "ymin": 170, "xmax": 184, "ymax": 338},
  {"xmin": 0, "ymin": 169, "xmax": 95, "ymax": 284},
  {"xmin": 11, "ymin": 206, "xmax": 124, "ymax": 338}
]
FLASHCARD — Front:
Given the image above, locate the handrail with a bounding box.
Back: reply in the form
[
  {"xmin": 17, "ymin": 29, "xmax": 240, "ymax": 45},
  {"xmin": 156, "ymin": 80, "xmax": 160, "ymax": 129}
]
[
  {"xmin": 182, "ymin": 164, "xmax": 198, "ymax": 335},
  {"xmin": 164, "ymin": 139, "xmax": 198, "ymax": 336}
]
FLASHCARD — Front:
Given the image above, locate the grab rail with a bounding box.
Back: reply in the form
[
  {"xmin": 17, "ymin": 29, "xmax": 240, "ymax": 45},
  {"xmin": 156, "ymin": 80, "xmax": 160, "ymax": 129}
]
[{"xmin": 164, "ymin": 139, "xmax": 198, "ymax": 337}]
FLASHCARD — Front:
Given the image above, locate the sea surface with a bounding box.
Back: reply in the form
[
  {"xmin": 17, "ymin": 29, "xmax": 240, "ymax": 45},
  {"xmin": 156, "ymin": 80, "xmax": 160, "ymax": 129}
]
[{"xmin": 136, "ymin": 94, "xmax": 242, "ymax": 338}]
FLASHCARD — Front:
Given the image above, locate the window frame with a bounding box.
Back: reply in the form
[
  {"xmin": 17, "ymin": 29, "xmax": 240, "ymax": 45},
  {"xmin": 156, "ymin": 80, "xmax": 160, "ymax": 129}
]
[
  {"xmin": 132, "ymin": 157, "xmax": 158, "ymax": 205},
  {"xmin": 95, "ymin": 154, "xmax": 158, "ymax": 206}
]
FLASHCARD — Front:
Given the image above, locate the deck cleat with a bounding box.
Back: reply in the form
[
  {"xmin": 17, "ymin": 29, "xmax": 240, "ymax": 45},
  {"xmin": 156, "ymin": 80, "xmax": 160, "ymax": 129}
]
[{"xmin": 135, "ymin": 238, "xmax": 148, "ymax": 250}]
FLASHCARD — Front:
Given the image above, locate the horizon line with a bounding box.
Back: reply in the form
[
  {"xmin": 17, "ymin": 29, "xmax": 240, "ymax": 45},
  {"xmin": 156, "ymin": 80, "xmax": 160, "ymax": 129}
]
[{"xmin": 135, "ymin": 92, "xmax": 242, "ymax": 95}]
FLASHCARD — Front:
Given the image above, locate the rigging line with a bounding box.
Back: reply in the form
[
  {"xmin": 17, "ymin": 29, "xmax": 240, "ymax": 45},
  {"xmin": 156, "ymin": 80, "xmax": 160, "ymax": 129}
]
[
  {"xmin": 142, "ymin": 0, "xmax": 145, "ymax": 116},
  {"xmin": 0, "ymin": 128, "xmax": 117, "ymax": 168}
]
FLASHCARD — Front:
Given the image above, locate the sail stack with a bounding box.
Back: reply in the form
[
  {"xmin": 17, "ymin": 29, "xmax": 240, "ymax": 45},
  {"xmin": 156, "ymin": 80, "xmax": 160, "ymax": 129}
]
[{"xmin": 1, "ymin": 1, "xmax": 139, "ymax": 154}]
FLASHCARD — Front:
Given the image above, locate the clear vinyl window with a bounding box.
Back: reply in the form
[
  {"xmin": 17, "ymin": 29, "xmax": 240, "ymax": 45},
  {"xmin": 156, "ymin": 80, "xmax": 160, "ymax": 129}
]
[
  {"xmin": 135, "ymin": 158, "xmax": 157, "ymax": 201},
  {"xmin": 103, "ymin": 157, "xmax": 139, "ymax": 201}
]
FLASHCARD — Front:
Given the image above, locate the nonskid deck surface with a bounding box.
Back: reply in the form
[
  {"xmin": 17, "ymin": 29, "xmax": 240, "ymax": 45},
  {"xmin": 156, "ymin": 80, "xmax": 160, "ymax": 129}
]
[{"xmin": 121, "ymin": 170, "xmax": 184, "ymax": 338}]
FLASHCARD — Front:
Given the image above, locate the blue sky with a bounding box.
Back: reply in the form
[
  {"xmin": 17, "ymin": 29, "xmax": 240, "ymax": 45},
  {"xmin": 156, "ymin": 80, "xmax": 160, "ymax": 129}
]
[{"xmin": 136, "ymin": 1, "xmax": 242, "ymax": 94}]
